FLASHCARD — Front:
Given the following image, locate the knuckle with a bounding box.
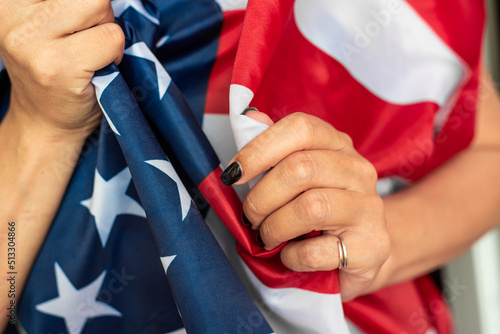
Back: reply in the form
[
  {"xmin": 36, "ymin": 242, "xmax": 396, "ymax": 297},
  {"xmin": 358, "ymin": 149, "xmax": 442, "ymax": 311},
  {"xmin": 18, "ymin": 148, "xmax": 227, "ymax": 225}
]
[
  {"xmin": 88, "ymin": 0, "xmax": 111, "ymax": 13},
  {"xmin": 338, "ymin": 131, "xmax": 353, "ymax": 147},
  {"xmin": 366, "ymin": 229, "xmax": 391, "ymax": 264},
  {"xmin": 363, "ymin": 163, "xmax": 378, "ymax": 185},
  {"xmin": 297, "ymin": 190, "xmax": 331, "ymax": 222},
  {"xmin": 281, "ymin": 152, "xmax": 317, "ymax": 187},
  {"xmin": 352, "ymin": 156, "xmax": 378, "ymax": 185},
  {"xmin": 3, "ymin": 29, "xmax": 26, "ymax": 59},
  {"xmin": 243, "ymin": 193, "xmax": 263, "ymax": 219},
  {"xmin": 66, "ymin": 85, "xmax": 92, "ymax": 99},
  {"xmin": 31, "ymin": 51, "xmax": 59, "ymax": 87},
  {"xmin": 368, "ymin": 195, "xmax": 385, "ymax": 216},
  {"xmin": 103, "ymin": 23, "xmax": 126, "ymax": 50},
  {"xmin": 286, "ymin": 112, "xmax": 317, "ymax": 140},
  {"xmin": 260, "ymin": 221, "xmax": 280, "ymax": 245}
]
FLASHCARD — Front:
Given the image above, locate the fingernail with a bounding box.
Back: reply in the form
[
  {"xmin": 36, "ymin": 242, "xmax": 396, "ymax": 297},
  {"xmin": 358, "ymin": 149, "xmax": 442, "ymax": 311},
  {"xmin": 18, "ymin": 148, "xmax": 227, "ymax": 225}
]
[
  {"xmin": 255, "ymin": 232, "xmax": 264, "ymax": 247},
  {"xmin": 242, "ymin": 213, "xmax": 252, "ymax": 228},
  {"xmin": 241, "ymin": 107, "xmax": 259, "ymax": 115},
  {"xmin": 221, "ymin": 161, "xmax": 242, "ymax": 186}
]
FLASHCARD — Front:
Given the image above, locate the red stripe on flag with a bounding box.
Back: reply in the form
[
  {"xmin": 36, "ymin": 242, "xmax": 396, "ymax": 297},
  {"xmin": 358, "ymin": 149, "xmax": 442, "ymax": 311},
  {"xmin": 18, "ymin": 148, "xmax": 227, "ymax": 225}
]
[
  {"xmin": 248, "ymin": 12, "xmax": 440, "ymax": 180},
  {"xmin": 205, "ymin": 10, "xmax": 245, "ymax": 115},
  {"xmin": 199, "ymin": 168, "xmax": 340, "ymax": 293},
  {"xmin": 408, "ymin": 0, "xmax": 484, "ymax": 69},
  {"xmin": 231, "ymin": 0, "xmax": 295, "ymax": 93},
  {"xmin": 404, "ymin": 0, "xmax": 484, "ymax": 180},
  {"xmin": 343, "ymin": 276, "xmax": 452, "ymax": 334}
]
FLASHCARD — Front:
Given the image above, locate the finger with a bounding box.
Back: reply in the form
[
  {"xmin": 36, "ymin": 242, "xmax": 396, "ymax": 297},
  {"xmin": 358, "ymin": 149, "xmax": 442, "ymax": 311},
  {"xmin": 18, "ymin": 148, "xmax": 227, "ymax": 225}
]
[
  {"xmin": 243, "ymin": 109, "xmax": 275, "ymax": 126},
  {"xmin": 281, "ymin": 231, "xmax": 389, "ymax": 271},
  {"xmin": 62, "ymin": 22, "xmax": 125, "ymax": 72},
  {"xmin": 280, "ymin": 232, "xmax": 390, "ymax": 301},
  {"xmin": 224, "ymin": 112, "xmax": 353, "ymax": 186},
  {"xmin": 281, "ymin": 231, "xmax": 379, "ymax": 272},
  {"xmin": 280, "ymin": 234, "xmax": 343, "ymax": 272},
  {"xmin": 41, "ymin": 0, "xmax": 114, "ymax": 37},
  {"xmin": 281, "ymin": 231, "xmax": 390, "ymax": 302},
  {"xmin": 243, "ymin": 150, "xmax": 377, "ymax": 227},
  {"xmin": 258, "ymin": 189, "xmax": 380, "ymax": 250}
]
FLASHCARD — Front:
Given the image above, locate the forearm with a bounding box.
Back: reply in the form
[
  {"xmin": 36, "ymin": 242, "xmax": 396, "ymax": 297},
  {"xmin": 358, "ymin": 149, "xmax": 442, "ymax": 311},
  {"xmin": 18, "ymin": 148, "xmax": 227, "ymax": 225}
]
[
  {"xmin": 375, "ymin": 70, "xmax": 500, "ymax": 290},
  {"xmin": 379, "ymin": 146, "xmax": 500, "ymax": 287},
  {"xmin": 0, "ymin": 107, "xmax": 88, "ymax": 328}
]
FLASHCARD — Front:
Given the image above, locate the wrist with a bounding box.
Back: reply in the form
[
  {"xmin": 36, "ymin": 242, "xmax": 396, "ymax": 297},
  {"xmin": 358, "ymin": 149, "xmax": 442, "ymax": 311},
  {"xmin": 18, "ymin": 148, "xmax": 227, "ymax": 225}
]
[
  {"xmin": 5, "ymin": 102, "xmax": 96, "ymax": 145},
  {"xmin": 0, "ymin": 107, "xmax": 90, "ymax": 189},
  {"xmin": 8, "ymin": 88, "xmax": 101, "ymax": 141}
]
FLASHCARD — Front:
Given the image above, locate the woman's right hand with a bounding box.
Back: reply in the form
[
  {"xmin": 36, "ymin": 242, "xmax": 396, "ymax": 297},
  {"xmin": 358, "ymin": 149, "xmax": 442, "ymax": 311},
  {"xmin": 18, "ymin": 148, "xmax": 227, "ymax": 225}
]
[{"xmin": 0, "ymin": 0, "xmax": 125, "ymax": 137}]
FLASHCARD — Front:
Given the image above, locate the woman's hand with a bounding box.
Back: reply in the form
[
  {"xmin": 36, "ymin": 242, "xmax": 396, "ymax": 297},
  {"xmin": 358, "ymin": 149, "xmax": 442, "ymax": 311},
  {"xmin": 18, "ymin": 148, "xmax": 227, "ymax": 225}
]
[
  {"xmin": 0, "ymin": 1, "xmax": 124, "ymax": 329},
  {"xmin": 0, "ymin": 0, "xmax": 124, "ymax": 137},
  {"xmin": 224, "ymin": 111, "xmax": 390, "ymax": 301}
]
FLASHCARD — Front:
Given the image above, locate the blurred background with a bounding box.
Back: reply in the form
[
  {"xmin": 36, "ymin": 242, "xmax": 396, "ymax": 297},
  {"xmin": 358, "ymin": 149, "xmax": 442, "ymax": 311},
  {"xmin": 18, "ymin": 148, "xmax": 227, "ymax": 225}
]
[{"xmin": 444, "ymin": 0, "xmax": 500, "ymax": 331}]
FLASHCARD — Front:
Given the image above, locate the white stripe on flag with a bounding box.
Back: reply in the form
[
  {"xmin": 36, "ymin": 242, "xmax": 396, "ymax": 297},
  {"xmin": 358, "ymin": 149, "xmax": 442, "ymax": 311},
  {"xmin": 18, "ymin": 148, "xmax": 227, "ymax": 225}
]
[
  {"xmin": 238, "ymin": 260, "xmax": 350, "ymax": 334},
  {"xmin": 204, "ymin": 209, "xmax": 350, "ymax": 334},
  {"xmin": 215, "ymin": 0, "xmax": 248, "ymax": 11},
  {"xmin": 229, "ymin": 84, "xmax": 270, "ymax": 154},
  {"xmin": 202, "ymin": 114, "xmax": 251, "ymax": 201},
  {"xmin": 294, "ymin": 0, "xmax": 467, "ymax": 111},
  {"xmin": 347, "ymin": 320, "xmax": 365, "ymax": 334}
]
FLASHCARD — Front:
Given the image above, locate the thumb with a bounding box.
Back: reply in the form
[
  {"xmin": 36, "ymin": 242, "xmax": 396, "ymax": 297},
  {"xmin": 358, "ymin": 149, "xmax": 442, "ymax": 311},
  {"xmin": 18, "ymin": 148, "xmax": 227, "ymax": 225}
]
[{"xmin": 242, "ymin": 107, "xmax": 275, "ymax": 126}]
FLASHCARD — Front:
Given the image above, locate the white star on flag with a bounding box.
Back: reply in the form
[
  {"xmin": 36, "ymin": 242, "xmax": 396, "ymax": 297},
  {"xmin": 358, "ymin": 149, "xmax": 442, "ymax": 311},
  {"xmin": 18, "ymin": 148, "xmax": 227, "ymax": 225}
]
[
  {"xmin": 81, "ymin": 168, "xmax": 146, "ymax": 247},
  {"xmin": 160, "ymin": 255, "xmax": 177, "ymax": 275},
  {"xmin": 145, "ymin": 159, "xmax": 191, "ymax": 220},
  {"xmin": 92, "ymin": 72, "xmax": 121, "ymax": 136},
  {"xmin": 124, "ymin": 42, "xmax": 172, "ymax": 100},
  {"xmin": 112, "ymin": 0, "xmax": 160, "ymax": 25},
  {"xmin": 36, "ymin": 263, "xmax": 121, "ymax": 334}
]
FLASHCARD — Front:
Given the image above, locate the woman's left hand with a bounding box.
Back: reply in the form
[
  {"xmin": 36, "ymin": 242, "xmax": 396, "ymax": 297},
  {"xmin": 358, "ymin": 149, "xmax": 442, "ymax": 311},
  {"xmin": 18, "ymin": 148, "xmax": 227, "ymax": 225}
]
[{"xmin": 223, "ymin": 111, "xmax": 390, "ymax": 301}]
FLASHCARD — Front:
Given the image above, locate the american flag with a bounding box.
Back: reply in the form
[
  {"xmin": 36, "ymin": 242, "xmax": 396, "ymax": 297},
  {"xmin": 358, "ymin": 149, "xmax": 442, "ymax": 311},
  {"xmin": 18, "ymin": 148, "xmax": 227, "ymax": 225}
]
[{"xmin": 0, "ymin": 0, "xmax": 484, "ymax": 333}]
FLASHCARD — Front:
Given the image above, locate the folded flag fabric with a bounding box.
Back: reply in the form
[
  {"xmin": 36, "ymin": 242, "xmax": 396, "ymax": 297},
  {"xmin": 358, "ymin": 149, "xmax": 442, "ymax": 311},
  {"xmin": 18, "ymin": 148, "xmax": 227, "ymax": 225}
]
[
  {"xmin": 1, "ymin": 1, "xmax": 275, "ymax": 333},
  {"xmin": 220, "ymin": 0, "xmax": 484, "ymax": 333},
  {"xmin": 0, "ymin": 0, "xmax": 485, "ymax": 333}
]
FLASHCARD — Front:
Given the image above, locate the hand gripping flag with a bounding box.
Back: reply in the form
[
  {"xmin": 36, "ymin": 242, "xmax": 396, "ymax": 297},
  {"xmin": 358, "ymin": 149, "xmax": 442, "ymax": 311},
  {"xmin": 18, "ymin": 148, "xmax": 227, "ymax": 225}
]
[
  {"xmin": 0, "ymin": 0, "xmax": 485, "ymax": 333},
  {"xmin": 0, "ymin": 1, "xmax": 275, "ymax": 333},
  {"xmin": 0, "ymin": 0, "xmax": 347, "ymax": 333},
  {"xmin": 220, "ymin": 0, "xmax": 484, "ymax": 333}
]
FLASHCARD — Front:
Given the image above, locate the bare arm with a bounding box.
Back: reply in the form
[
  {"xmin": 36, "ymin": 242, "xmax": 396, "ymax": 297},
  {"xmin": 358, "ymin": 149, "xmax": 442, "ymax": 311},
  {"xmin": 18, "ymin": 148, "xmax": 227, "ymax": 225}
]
[
  {"xmin": 0, "ymin": 109, "xmax": 90, "ymax": 327},
  {"xmin": 0, "ymin": 0, "xmax": 124, "ymax": 329},
  {"xmin": 373, "ymin": 70, "xmax": 500, "ymax": 290}
]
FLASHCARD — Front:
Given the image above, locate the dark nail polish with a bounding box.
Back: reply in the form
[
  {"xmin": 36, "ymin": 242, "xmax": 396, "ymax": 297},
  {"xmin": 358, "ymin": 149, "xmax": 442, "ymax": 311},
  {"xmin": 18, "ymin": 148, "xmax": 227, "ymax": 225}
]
[
  {"xmin": 256, "ymin": 232, "xmax": 264, "ymax": 247},
  {"xmin": 221, "ymin": 161, "xmax": 242, "ymax": 186},
  {"xmin": 241, "ymin": 107, "xmax": 259, "ymax": 115},
  {"xmin": 242, "ymin": 213, "xmax": 252, "ymax": 228}
]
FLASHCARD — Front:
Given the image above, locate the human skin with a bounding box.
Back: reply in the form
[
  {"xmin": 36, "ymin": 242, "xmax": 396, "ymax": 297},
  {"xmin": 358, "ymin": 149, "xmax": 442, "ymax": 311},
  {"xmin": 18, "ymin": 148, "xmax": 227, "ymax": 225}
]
[
  {"xmin": 2, "ymin": 0, "xmax": 500, "ymax": 331},
  {"xmin": 236, "ymin": 71, "xmax": 500, "ymax": 301},
  {"xmin": 0, "ymin": 0, "xmax": 124, "ymax": 329}
]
